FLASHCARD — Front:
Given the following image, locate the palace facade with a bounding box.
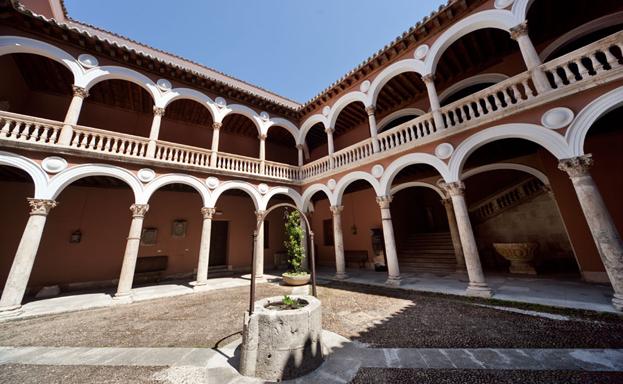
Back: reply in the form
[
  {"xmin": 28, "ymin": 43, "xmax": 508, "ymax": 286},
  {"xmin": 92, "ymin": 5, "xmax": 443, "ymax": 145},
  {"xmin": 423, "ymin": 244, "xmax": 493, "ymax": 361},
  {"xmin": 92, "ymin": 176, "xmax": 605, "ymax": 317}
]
[{"xmin": 0, "ymin": 0, "xmax": 622, "ymax": 316}]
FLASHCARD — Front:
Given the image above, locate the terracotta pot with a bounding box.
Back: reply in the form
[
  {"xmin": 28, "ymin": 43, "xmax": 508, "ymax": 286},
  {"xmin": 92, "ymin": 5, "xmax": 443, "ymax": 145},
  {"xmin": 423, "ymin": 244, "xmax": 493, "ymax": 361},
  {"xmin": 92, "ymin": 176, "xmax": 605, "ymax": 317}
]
[
  {"xmin": 493, "ymin": 242, "xmax": 538, "ymax": 275},
  {"xmin": 282, "ymin": 273, "xmax": 310, "ymax": 286}
]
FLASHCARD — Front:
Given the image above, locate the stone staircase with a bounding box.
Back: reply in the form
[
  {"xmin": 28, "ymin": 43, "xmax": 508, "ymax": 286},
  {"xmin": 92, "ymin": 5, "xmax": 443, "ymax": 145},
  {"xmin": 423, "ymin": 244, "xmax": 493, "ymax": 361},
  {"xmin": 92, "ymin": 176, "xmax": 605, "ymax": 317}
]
[{"xmin": 398, "ymin": 232, "xmax": 457, "ymax": 274}]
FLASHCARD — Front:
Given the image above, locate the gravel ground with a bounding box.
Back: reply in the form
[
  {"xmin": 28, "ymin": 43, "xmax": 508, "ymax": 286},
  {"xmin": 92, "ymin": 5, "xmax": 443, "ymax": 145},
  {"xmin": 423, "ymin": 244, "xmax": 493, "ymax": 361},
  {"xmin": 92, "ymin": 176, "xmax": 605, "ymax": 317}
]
[
  {"xmin": 0, "ymin": 281, "xmax": 622, "ymax": 349},
  {"xmin": 350, "ymin": 368, "xmax": 623, "ymax": 384},
  {"xmin": 0, "ymin": 364, "xmax": 162, "ymax": 384}
]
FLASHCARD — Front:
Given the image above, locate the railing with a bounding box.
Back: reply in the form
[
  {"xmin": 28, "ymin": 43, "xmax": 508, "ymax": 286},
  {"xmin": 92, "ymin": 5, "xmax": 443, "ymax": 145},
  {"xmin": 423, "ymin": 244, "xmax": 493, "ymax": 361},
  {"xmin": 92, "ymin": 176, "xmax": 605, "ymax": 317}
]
[
  {"xmin": 300, "ymin": 156, "xmax": 332, "ymax": 179},
  {"xmin": 155, "ymin": 140, "xmax": 211, "ymax": 167},
  {"xmin": 377, "ymin": 113, "xmax": 438, "ymax": 151},
  {"xmin": 70, "ymin": 125, "xmax": 149, "ymax": 158},
  {"xmin": 264, "ymin": 160, "xmax": 300, "ymax": 180},
  {"xmin": 0, "ymin": 113, "xmax": 61, "ymax": 145},
  {"xmin": 215, "ymin": 152, "xmax": 262, "ymax": 175}
]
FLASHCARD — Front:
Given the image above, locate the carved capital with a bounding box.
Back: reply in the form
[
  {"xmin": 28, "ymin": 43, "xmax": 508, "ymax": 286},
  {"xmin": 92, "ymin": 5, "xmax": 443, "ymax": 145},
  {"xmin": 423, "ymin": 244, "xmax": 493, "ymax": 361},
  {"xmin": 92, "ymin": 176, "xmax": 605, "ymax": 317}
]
[
  {"xmin": 558, "ymin": 154, "xmax": 593, "ymax": 178},
  {"xmin": 365, "ymin": 105, "xmax": 376, "ymax": 116},
  {"xmin": 130, "ymin": 203, "xmax": 149, "ymax": 217},
  {"xmin": 330, "ymin": 205, "xmax": 343, "ymax": 216},
  {"xmin": 255, "ymin": 210, "xmax": 266, "ymax": 222},
  {"xmin": 376, "ymin": 195, "xmax": 393, "ymax": 209},
  {"xmin": 153, "ymin": 107, "xmax": 166, "ymax": 117},
  {"xmin": 441, "ymin": 197, "xmax": 453, "ymax": 208},
  {"xmin": 201, "ymin": 207, "xmax": 216, "ymax": 219},
  {"xmin": 296, "ymin": 144, "xmax": 304, "ymax": 150},
  {"xmin": 510, "ymin": 21, "xmax": 529, "ymax": 40},
  {"xmin": 72, "ymin": 85, "xmax": 89, "ymax": 99},
  {"xmin": 440, "ymin": 181, "xmax": 465, "ymax": 197},
  {"xmin": 27, "ymin": 198, "xmax": 58, "ymax": 215},
  {"xmin": 421, "ymin": 74, "xmax": 435, "ymax": 84},
  {"xmin": 212, "ymin": 122, "xmax": 223, "ymax": 130},
  {"xmin": 258, "ymin": 133, "xmax": 267, "ymax": 141},
  {"xmin": 324, "ymin": 127, "xmax": 335, "ymax": 135}
]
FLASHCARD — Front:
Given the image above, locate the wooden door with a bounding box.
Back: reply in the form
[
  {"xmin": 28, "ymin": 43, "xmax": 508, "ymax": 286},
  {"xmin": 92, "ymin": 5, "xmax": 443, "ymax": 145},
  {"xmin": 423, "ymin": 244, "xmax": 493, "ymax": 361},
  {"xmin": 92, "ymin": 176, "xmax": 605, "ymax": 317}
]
[{"xmin": 209, "ymin": 221, "xmax": 228, "ymax": 266}]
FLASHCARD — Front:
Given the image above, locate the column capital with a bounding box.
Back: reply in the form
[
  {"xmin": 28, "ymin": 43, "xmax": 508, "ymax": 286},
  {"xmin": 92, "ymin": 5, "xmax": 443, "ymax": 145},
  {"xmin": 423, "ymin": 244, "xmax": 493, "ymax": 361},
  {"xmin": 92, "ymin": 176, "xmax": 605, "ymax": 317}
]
[
  {"xmin": 421, "ymin": 74, "xmax": 435, "ymax": 84},
  {"xmin": 212, "ymin": 122, "xmax": 223, "ymax": 130},
  {"xmin": 330, "ymin": 205, "xmax": 343, "ymax": 215},
  {"xmin": 153, "ymin": 106, "xmax": 166, "ymax": 117},
  {"xmin": 201, "ymin": 207, "xmax": 216, "ymax": 219},
  {"xmin": 255, "ymin": 210, "xmax": 266, "ymax": 221},
  {"xmin": 365, "ymin": 105, "xmax": 376, "ymax": 116},
  {"xmin": 440, "ymin": 181, "xmax": 465, "ymax": 197},
  {"xmin": 558, "ymin": 154, "xmax": 593, "ymax": 178},
  {"xmin": 441, "ymin": 197, "xmax": 453, "ymax": 207},
  {"xmin": 325, "ymin": 127, "xmax": 335, "ymax": 135},
  {"xmin": 72, "ymin": 85, "xmax": 89, "ymax": 98},
  {"xmin": 130, "ymin": 203, "xmax": 149, "ymax": 217},
  {"xmin": 258, "ymin": 133, "xmax": 267, "ymax": 141},
  {"xmin": 376, "ymin": 195, "xmax": 393, "ymax": 209},
  {"xmin": 27, "ymin": 198, "xmax": 58, "ymax": 216},
  {"xmin": 510, "ymin": 21, "xmax": 529, "ymax": 40},
  {"xmin": 296, "ymin": 144, "xmax": 304, "ymax": 150}
]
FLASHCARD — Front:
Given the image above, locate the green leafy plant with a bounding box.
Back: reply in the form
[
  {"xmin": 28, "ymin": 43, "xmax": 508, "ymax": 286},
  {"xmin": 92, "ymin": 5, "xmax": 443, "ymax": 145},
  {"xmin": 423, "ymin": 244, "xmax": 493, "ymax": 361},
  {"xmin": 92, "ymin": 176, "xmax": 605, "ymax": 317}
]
[
  {"xmin": 282, "ymin": 295, "xmax": 302, "ymax": 309},
  {"xmin": 283, "ymin": 209, "xmax": 306, "ymax": 275}
]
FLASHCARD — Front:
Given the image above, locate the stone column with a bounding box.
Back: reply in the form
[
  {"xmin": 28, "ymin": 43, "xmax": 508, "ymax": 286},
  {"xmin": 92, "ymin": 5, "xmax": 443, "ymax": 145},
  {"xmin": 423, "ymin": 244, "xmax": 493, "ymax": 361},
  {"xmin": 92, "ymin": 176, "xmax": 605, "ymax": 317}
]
[
  {"xmin": 114, "ymin": 204, "xmax": 149, "ymax": 300},
  {"xmin": 59, "ymin": 85, "xmax": 89, "ymax": 145},
  {"xmin": 210, "ymin": 122, "xmax": 222, "ymax": 167},
  {"xmin": 146, "ymin": 107, "xmax": 165, "ymax": 158},
  {"xmin": 259, "ymin": 133, "xmax": 267, "ymax": 174},
  {"xmin": 559, "ymin": 155, "xmax": 623, "ymax": 310},
  {"xmin": 296, "ymin": 144, "xmax": 304, "ymax": 166},
  {"xmin": 442, "ymin": 197, "xmax": 466, "ymax": 271},
  {"xmin": 0, "ymin": 199, "xmax": 57, "ymax": 316},
  {"xmin": 194, "ymin": 207, "xmax": 216, "ymax": 287},
  {"xmin": 421, "ymin": 74, "xmax": 445, "ymax": 129},
  {"xmin": 254, "ymin": 210, "xmax": 265, "ymax": 278},
  {"xmin": 330, "ymin": 205, "xmax": 347, "ymax": 279},
  {"xmin": 376, "ymin": 196, "xmax": 401, "ymax": 285},
  {"xmin": 326, "ymin": 127, "xmax": 335, "ymax": 168},
  {"xmin": 442, "ymin": 182, "xmax": 492, "ymax": 297},
  {"xmin": 365, "ymin": 105, "xmax": 380, "ymax": 153},
  {"xmin": 510, "ymin": 22, "xmax": 550, "ymax": 93}
]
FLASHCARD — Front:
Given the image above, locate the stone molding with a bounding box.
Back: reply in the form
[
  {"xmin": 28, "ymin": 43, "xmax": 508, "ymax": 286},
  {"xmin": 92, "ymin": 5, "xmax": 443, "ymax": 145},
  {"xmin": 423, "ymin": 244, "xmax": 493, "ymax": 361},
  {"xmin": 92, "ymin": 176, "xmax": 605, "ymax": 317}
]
[
  {"xmin": 510, "ymin": 21, "xmax": 529, "ymax": 41},
  {"xmin": 27, "ymin": 198, "xmax": 57, "ymax": 215},
  {"xmin": 130, "ymin": 203, "xmax": 149, "ymax": 217},
  {"xmin": 71, "ymin": 85, "xmax": 89, "ymax": 99},
  {"xmin": 376, "ymin": 195, "xmax": 393, "ymax": 209},
  {"xmin": 441, "ymin": 181, "xmax": 465, "ymax": 197},
  {"xmin": 153, "ymin": 107, "xmax": 166, "ymax": 117},
  {"xmin": 329, "ymin": 205, "xmax": 343, "ymax": 215},
  {"xmin": 212, "ymin": 122, "xmax": 223, "ymax": 130},
  {"xmin": 201, "ymin": 207, "xmax": 216, "ymax": 220},
  {"xmin": 421, "ymin": 74, "xmax": 435, "ymax": 84},
  {"xmin": 365, "ymin": 105, "xmax": 376, "ymax": 116},
  {"xmin": 325, "ymin": 127, "xmax": 335, "ymax": 134},
  {"xmin": 255, "ymin": 210, "xmax": 266, "ymax": 222},
  {"xmin": 558, "ymin": 154, "xmax": 593, "ymax": 178},
  {"xmin": 258, "ymin": 134, "xmax": 267, "ymax": 141}
]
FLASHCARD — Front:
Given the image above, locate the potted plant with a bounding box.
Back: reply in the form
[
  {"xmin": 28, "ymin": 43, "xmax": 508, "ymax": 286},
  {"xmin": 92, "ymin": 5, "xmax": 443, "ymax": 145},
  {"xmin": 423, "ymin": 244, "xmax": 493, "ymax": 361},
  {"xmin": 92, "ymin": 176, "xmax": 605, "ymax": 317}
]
[{"xmin": 282, "ymin": 209, "xmax": 310, "ymax": 286}]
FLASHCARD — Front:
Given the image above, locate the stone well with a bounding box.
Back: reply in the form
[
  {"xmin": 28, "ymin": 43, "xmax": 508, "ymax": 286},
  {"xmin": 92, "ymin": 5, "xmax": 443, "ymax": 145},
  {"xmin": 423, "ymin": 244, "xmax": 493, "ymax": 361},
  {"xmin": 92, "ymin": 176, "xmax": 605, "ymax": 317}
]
[{"xmin": 239, "ymin": 295, "xmax": 323, "ymax": 381}]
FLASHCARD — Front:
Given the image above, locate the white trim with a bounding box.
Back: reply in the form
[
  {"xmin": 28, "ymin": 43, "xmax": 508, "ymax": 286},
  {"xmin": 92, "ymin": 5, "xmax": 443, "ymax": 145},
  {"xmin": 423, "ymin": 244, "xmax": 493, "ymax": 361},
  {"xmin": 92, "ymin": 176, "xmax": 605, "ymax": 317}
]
[
  {"xmin": 158, "ymin": 87, "xmax": 219, "ymax": 120},
  {"xmin": 80, "ymin": 66, "xmax": 161, "ymax": 104},
  {"xmin": 327, "ymin": 91, "xmax": 368, "ymax": 129},
  {"xmin": 461, "ymin": 163, "xmax": 550, "ymax": 185},
  {"xmin": 298, "ymin": 114, "xmax": 329, "ymax": 146},
  {"xmin": 218, "ymin": 104, "xmax": 264, "ymax": 135},
  {"xmin": 390, "ymin": 181, "xmax": 445, "ymax": 198},
  {"xmin": 0, "ymin": 151, "xmax": 49, "ymax": 199},
  {"xmin": 209, "ymin": 181, "xmax": 261, "ymax": 210},
  {"xmin": 438, "ymin": 73, "xmax": 509, "ymax": 104},
  {"xmin": 142, "ymin": 174, "xmax": 210, "ymax": 207},
  {"xmin": 379, "ymin": 153, "xmax": 451, "ymax": 196},
  {"xmin": 511, "ymin": 0, "xmax": 535, "ymax": 22},
  {"xmin": 262, "ymin": 187, "xmax": 303, "ymax": 211},
  {"xmin": 301, "ymin": 184, "xmax": 335, "ymax": 211},
  {"xmin": 566, "ymin": 85, "xmax": 623, "ymax": 156},
  {"xmin": 377, "ymin": 108, "xmax": 425, "ymax": 132},
  {"xmin": 334, "ymin": 171, "xmax": 382, "ymax": 206},
  {"xmin": 367, "ymin": 59, "xmax": 425, "ymax": 107},
  {"xmin": 265, "ymin": 118, "xmax": 300, "ymax": 143}
]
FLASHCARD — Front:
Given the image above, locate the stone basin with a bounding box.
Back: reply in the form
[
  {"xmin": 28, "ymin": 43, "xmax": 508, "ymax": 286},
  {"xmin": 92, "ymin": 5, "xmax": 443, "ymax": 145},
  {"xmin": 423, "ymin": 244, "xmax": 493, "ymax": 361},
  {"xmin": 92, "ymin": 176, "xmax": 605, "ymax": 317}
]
[{"xmin": 493, "ymin": 242, "xmax": 538, "ymax": 275}]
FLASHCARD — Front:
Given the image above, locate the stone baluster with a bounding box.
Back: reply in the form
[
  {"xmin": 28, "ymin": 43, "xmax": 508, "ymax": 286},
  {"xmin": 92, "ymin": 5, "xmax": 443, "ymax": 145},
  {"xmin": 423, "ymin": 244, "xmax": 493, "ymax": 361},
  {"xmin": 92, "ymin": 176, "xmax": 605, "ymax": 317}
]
[
  {"xmin": 254, "ymin": 211, "xmax": 266, "ymax": 278},
  {"xmin": 441, "ymin": 182, "xmax": 492, "ymax": 297},
  {"xmin": 114, "ymin": 204, "xmax": 149, "ymax": 301},
  {"xmin": 0, "ymin": 199, "xmax": 58, "ymax": 317},
  {"xmin": 330, "ymin": 205, "xmax": 347, "ymax": 279},
  {"xmin": 146, "ymin": 107, "xmax": 165, "ymax": 158},
  {"xmin": 194, "ymin": 207, "xmax": 216, "ymax": 288},
  {"xmin": 376, "ymin": 196, "xmax": 401, "ymax": 286},
  {"xmin": 59, "ymin": 86, "xmax": 89, "ymax": 145},
  {"xmin": 559, "ymin": 155, "xmax": 623, "ymax": 310},
  {"xmin": 510, "ymin": 22, "xmax": 550, "ymax": 94},
  {"xmin": 210, "ymin": 122, "xmax": 222, "ymax": 167},
  {"xmin": 442, "ymin": 197, "xmax": 466, "ymax": 271},
  {"xmin": 259, "ymin": 133, "xmax": 267, "ymax": 174},
  {"xmin": 365, "ymin": 105, "xmax": 381, "ymax": 153},
  {"xmin": 421, "ymin": 74, "xmax": 445, "ymax": 129}
]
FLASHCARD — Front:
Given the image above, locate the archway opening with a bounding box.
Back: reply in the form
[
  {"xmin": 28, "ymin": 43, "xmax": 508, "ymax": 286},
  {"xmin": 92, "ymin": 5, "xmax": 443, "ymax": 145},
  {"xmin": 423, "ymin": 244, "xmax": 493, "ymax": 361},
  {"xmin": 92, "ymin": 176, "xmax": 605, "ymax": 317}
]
[
  {"xmin": 333, "ymin": 102, "xmax": 368, "ymax": 152},
  {"xmin": 376, "ymin": 72, "xmax": 426, "ymax": 132},
  {"xmin": 265, "ymin": 193, "xmax": 302, "ymax": 271},
  {"xmin": 159, "ymin": 99, "xmax": 214, "ymax": 149},
  {"xmin": 266, "ymin": 126, "xmax": 297, "ymax": 165},
  {"xmin": 304, "ymin": 122, "xmax": 328, "ymax": 162},
  {"xmin": 219, "ymin": 114, "xmax": 260, "ymax": 158}
]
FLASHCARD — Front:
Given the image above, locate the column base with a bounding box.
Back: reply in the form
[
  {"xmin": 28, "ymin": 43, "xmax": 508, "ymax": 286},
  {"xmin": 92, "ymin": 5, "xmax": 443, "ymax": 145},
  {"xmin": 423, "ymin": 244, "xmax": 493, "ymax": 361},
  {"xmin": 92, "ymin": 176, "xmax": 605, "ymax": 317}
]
[
  {"xmin": 612, "ymin": 294, "xmax": 623, "ymax": 311},
  {"xmin": 190, "ymin": 280, "xmax": 208, "ymax": 287},
  {"xmin": 335, "ymin": 272, "xmax": 348, "ymax": 280},
  {"xmin": 466, "ymin": 283, "xmax": 493, "ymax": 298},
  {"xmin": 112, "ymin": 292, "xmax": 133, "ymax": 304},
  {"xmin": 385, "ymin": 275, "xmax": 401, "ymax": 287},
  {"xmin": 0, "ymin": 305, "xmax": 23, "ymax": 319}
]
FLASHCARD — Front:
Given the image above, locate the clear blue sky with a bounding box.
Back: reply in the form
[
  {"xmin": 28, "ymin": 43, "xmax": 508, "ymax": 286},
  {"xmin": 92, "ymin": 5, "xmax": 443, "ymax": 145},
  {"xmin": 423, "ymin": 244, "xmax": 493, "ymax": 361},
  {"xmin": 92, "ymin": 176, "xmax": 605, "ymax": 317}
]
[{"xmin": 64, "ymin": 0, "xmax": 441, "ymax": 103}]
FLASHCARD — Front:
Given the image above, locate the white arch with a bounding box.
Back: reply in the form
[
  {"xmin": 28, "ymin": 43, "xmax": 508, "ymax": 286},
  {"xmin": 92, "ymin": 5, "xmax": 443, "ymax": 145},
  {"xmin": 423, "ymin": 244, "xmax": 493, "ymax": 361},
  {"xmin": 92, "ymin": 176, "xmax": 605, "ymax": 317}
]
[
  {"xmin": 79, "ymin": 66, "xmax": 161, "ymax": 103},
  {"xmin": 367, "ymin": 59, "xmax": 425, "ymax": 107},
  {"xmin": 209, "ymin": 181, "xmax": 261, "ymax": 210},
  {"xmin": 265, "ymin": 117, "xmax": 300, "ymax": 144},
  {"xmin": 438, "ymin": 73, "xmax": 509, "ymax": 104},
  {"xmin": 158, "ymin": 87, "xmax": 219, "ymax": 120},
  {"xmin": 379, "ymin": 153, "xmax": 451, "ymax": 196},
  {"xmin": 390, "ymin": 181, "xmax": 445, "ymax": 199},
  {"xmin": 0, "ymin": 36, "xmax": 83, "ymax": 84},
  {"xmin": 218, "ymin": 104, "xmax": 263, "ymax": 135},
  {"xmin": 566, "ymin": 86, "xmax": 623, "ymax": 156},
  {"xmin": 0, "ymin": 151, "xmax": 48, "ymax": 199},
  {"xmin": 377, "ymin": 108, "xmax": 426, "ymax": 132},
  {"xmin": 261, "ymin": 187, "xmax": 303, "ymax": 211},
  {"xmin": 461, "ymin": 163, "xmax": 550, "ymax": 185},
  {"xmin": 45, "ymin": 164, "xmax": 143, "ymax": 203},
  {"xmin": 334, "ymin": 171, "xmax": 382, "ymax": 206},
  {"xmin": 298, "ymin": 114, "xmax": 329, "ymax": 146},
  {"xmin": 327, "ymin": 91, "xmax": 368, "ymax": 129},
  {"xmin": 301, "ymin": 184, "xmax": 335, "ymax": 211},
  {"xmin": 511, "ymin": 0, "xmax": 535, "ymax": 22},
  {"xmin": 424, "ymin": 9, "xmax": 518, "ymax": 75},
  {"xmin": 142, "ymin": 174, "xmax": 210, "ymax": 207},
  {"xmin": 448, "ymin": 123, "xmax": 573, "ymax": 182}
]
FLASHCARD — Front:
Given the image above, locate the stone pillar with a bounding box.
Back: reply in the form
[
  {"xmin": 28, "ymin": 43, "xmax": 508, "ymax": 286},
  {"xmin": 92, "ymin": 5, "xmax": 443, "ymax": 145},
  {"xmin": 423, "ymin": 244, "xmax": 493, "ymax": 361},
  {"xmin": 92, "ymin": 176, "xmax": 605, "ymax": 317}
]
[
  {"xmin": 442, "ymin": 182, "xmax": 492, "ymax": 297},
  {"xmin": 330, "ymin": 205, "xmax": 347, "ymax": 279},
  {"xmin": 365, "ymin": 105, "xmax": 380, "ymax": 153},
  {"xmin": 296, "ymin": 144, "xmax": 304, "ymax": 166},
  {"xmin": 114, "ymin": 204, "xmax": 149, "ymax": 300},
  {"xmin": 0, "ymin": 199, "xmax": 57, "ymax": 316},
  {"xmin": 559, "ymin": 155, "xmax": 623, "ymax": 310},
  {"xmin": 259, "ymin": 133, "xmax": 267, "ymax": 174},
  {"xmin": 194, "ymin": 207, "xmax": 216, "ymax": 287},
  {"xmin": 442, "ymin": 197, "xmax": 466, "ymax": 271},
  {"xmin": 59, "ymin": 85, "xmax": 88, "ymax": 145},
  {"xmin": 510, "ymin": 22, "xmax": 550, "ymax": 93},
  {"xmin": 146, "ymin": 107, "xmax": 165, "ymax": 158},
  {"xmin": 326, "ymin": 127, "xmax": 335, "ymax": 168},
  {"xmin": 421, "ymin": 74, "xmax": 445, "ymax": 129},
  {"xmin": 254, "ymin": 210, "xmax": 265, "ymax": 278},
  {"xmin": 210, "ymin": 122, "xmax": 222, "ymax": 167},
  {"xmin": 376, "ymin": 196, "xmax": 401, "ymax": 285}
]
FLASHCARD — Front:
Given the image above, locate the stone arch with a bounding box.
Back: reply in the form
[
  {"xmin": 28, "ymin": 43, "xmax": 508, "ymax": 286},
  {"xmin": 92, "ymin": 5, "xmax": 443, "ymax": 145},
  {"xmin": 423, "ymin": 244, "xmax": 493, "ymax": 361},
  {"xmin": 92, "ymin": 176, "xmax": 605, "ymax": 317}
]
[
  {"xmin": 367, "ymin": 59, "xmax": 426, "ymax": 107},
  {"xmin": 301, "ymin": 184, "xmax": 335, "ymax": 211},
  {"xmin": 511, "ymin": 0, "xmax": 536, "ymax": 22},
  {"xmin": 264, "ymin": 117, "xmax": 299, "ymax": 141},
  {"xmin": 0, "ymin": 151, "xmax": 48, "ymax": 199},
  {"xmin": 424, "ymin": 9, "xmax": 518, "ymax": 75},
  {"xmin": 377, "ymin": 108, "xmax": 426, "ymax": 132},
  {"xmin": 438, "ymin": 73, "xmax": 509, "ymax": 105},
  {"xmin": 45, "ymin": 164, "xmax": 143, "ymax": 203},
  {"xmin": 334, "ymin": 171, "xmax": 382, "ymax": 206},
  {"xmin": 261, "ymin": 187, "xmax": 303, "ymax": 211},
  {"xmin": 142, "ymin": 174, "xmax": 210, "ymax": 207},
  {"xmin": 298, "ymin": 114, "xmax": 329, "ymax": 146},
  {"xmin": 449, "ymin": 123, "xmax": 573, "ymax": 182},
  {"xmin": 220, "ymin": 104, "xmax": 263, "ymax": 135},
  {"xmin": 327, "ymin": 91, "xmax": 368, "ymax": 129},
  {"xmin": 209, "ymin": 181, "xmax": 261, "ymax": 210},
  {"xmin": 566, "ymin": 86, "xmax": 623, "ymax": 157},
  {"xmin": 379, "ymin": 153, "xmax": 452, "ymax": 196},
  {"xmin": 461, "ymin": 163, "xmax": 550, "ymax": 185},
  {"xmin": 79, "ymin": 66, "xmax": 161, "ymax": 104},
  {"xmin": 390, "ymin": 181, "xmax": 445, "ymax": 199},
  {"xmin": 158, "ymin": 87, "xmax": 219, "ymax": 120}
]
